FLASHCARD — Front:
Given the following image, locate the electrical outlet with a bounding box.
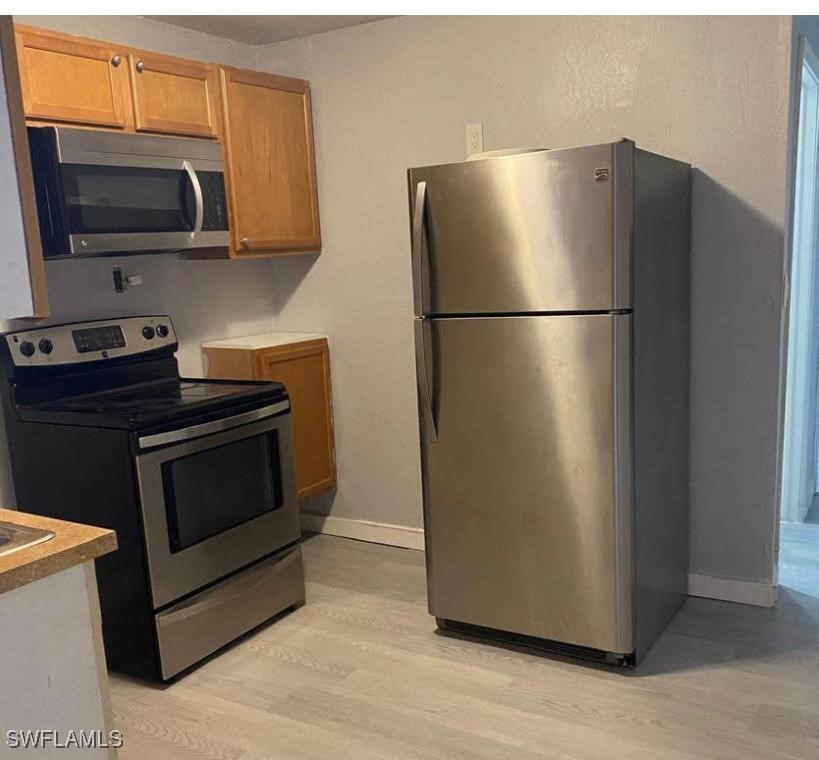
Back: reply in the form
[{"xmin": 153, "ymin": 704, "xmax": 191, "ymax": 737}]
[{"xmin": 466, "ymin": 123, "xmax": 484, "ymax": 157}]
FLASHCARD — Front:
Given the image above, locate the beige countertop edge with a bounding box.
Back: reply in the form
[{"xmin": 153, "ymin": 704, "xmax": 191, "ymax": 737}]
[
  {"xmin": 0, "ymin": 508, "xmax": 117, "ymax": 596},
  {"xmin": 202, "ymin": 331, "xmax": 327, "ymax": 350}
]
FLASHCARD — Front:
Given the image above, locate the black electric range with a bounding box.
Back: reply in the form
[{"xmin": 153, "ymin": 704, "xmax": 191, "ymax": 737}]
[{"xmin": 0, "ymin": 316, "xmax": 305, "ymax": 682}]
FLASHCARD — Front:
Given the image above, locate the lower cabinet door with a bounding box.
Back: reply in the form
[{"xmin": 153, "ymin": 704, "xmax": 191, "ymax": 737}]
[{"xmin": 260, "ymin": 339, "xmax": 336, "ymax": 500}]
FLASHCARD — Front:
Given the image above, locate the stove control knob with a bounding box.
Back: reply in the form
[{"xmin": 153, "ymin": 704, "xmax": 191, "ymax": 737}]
[
  {"xmin": 38, "ymin": 338, "xmax": 53, "ymax": 355},
  {"xmin": 19, "ymin": 341, "xmax": 35, "ymax": 357},
  {"xmin": 142, "ymin": 325, "xmax": 155, "ymax": 340},
  {"xmin": 156, "ymin": 324, "xmax": 169, "ymax": 338}
]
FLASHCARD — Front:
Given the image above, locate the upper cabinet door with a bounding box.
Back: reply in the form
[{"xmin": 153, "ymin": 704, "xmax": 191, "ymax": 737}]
[
  {"xmin": 219, "ymin": 67, "xmax": 321, "ymax": 256},
  {"xmin": 15, "ymin": 25, "xmax": 129, "ymax": 129},
  {"xmin": 128, "ymin": 51, "xmax": 219, "ymax": 139}
]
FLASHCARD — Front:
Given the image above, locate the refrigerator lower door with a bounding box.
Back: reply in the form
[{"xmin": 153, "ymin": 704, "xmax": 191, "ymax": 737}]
[{"xmin": 418, "ymin": 314, "xmax": 633, "ymax": 654}]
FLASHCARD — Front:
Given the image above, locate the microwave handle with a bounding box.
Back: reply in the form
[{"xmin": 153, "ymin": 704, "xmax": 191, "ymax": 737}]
[{"xmin": 182, "ymin": 160, "xmax": 204, "ymax": 235}]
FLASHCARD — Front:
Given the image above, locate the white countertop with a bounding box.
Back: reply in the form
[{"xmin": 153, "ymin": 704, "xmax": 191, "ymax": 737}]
[{"xmin": 202, "ymin": 331, "xmax": 326, "ymax": 350}]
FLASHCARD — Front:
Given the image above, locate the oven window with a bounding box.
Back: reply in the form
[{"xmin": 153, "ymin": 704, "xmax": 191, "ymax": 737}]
[
  {"xmin": 60, "ymin": 165, "xmax": 196, "ymax": 234},
  {"xmin": 161, "ymin": 431, "xmax": 284, "ymax": 553}
]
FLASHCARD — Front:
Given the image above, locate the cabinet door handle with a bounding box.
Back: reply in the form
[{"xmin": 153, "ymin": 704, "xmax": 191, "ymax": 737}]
[
  {"xmin": 135, "ymin": 61, "xmax": 145, "ymax": 73},
  {"xmin": 240, "ymin": 237, "xmax": 250, "ymax": 250},
  {"xmin": 110, "ymin": 54, "xmax": 122, "ymax": 67}
]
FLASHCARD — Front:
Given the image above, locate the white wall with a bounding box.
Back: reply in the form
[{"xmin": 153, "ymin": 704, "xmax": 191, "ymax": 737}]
[
  {"xmin": 256, "ymin": 16, "xmax": 792, "ymax": 584},
  {"xmin": 0, "ymin": 16, "xmax": 277, "ymax": 509}
]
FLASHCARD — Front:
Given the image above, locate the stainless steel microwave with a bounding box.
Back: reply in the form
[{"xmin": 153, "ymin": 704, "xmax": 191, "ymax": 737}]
[{"xmin": 27, "ymin": 126, "xmax": 230, "ymax": 257}]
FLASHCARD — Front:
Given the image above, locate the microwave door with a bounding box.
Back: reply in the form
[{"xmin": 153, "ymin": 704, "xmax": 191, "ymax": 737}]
[{"xmin": 62, "ymin": 161, "xmax": 199, "ymax": 255}]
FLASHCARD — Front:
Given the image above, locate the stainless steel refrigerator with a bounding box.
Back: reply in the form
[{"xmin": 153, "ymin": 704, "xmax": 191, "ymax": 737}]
[{"xmin": 408, "ymin": 139, "xmax": 690, "ymax": 665}]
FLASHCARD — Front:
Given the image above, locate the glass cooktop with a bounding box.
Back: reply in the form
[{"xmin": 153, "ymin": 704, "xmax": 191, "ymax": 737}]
[
  {"xmin": 46, "ymin": 381, "xmax": 252, "ymax": 414},
  {"xmin": 22, "ymin": 378, "xmax": 286, "ymax": 429}
]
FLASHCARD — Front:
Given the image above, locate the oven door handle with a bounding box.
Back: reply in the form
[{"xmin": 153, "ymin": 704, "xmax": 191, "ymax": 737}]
[
  {"xmin": 137, "ymin": 400, "xmax": 290, "ymax": 450},
  {"xmin": 182, "ymin": 160, "xmax": 204, "ymax": 238}
]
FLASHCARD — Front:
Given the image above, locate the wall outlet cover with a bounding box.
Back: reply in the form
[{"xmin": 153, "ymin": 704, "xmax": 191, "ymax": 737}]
[{"xmin": 466, "ymin": 123, "xmax": 484, "ymax": 157}]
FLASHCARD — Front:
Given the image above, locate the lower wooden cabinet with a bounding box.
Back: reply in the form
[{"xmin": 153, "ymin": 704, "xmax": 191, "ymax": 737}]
[{"xmin": 203, "ymin": 335, "xmax": 336, "ymax": 500}]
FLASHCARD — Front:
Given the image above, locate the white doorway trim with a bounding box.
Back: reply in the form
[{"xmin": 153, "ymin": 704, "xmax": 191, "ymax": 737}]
[
  {"xmin": 782, "ymin": 38, "xmax": 819, "ymax": 524},
  {"xmin": 775, "ymin": 35, "xmax": 819, "ymax": 580}
]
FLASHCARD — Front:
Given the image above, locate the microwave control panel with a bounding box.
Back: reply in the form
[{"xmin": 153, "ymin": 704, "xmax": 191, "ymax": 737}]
[{"xmin": 199, "ymin": 171, "xmax": 229, "ymax": 232}]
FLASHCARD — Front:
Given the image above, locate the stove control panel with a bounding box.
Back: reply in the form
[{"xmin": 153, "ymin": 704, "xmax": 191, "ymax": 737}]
[
  {"xmin": 4, "ymin": 316, "xmax": 177, "ymax": 367},
  {"xmin": 73, "ymin": 324, "xmax": 127, "ymax": 354}
]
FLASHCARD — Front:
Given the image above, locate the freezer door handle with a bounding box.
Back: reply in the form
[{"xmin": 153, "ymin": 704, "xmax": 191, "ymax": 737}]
[
  {"xmin": 414, "ymin": 319, "xmax": 438, "ymax": 442},
  {"xmin": 411, "ymin": 180, "xmax": 428, "ymax": 316}
]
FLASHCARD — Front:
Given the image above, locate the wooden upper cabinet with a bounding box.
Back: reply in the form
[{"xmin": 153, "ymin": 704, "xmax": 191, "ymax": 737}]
[
  {"xmin": 128, "ymin": 51, "xmax": 219, "ymax": 139},
  {"xmin": 14, "ymin": 26, "xmax": 218, "ymax": 139},
  {"xmin": 15, "ymin": 25, "xmax": 130, "ymax": 129},
  {"xmin": 219, "ymin": 67, "xmax": 321, "ymax": 256}
]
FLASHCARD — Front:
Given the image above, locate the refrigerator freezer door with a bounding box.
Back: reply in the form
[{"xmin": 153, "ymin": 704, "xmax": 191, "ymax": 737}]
[
  {"xmin": 419, "ymin": 314, "xmax": 633, "ymax": 654},
  {"xmin": 409, "ymin": 141, "xmax": 633, "ymax": 316}
]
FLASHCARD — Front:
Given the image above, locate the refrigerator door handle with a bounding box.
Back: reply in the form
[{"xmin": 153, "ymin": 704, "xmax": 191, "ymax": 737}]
[
  {"xmin": 411, "ymin": 180, "xmax": 428, "ymax": 316},
  {"xmin": 414, "ymin": 319, "xmax": 438, "ymax": 442}
]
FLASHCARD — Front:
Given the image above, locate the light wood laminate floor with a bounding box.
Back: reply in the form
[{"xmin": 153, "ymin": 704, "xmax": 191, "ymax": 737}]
[{"xmin": 110, "ymin": 533, "xmax": 819, "ymax": 759}]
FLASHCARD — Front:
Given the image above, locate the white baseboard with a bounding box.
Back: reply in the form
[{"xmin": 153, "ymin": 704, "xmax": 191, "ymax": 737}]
[
  {"xmin": 688, "ymin": 573, "xmax": 778, "ymax": 608},
  {"xmin": 300, "ymin": 512, "xmax": 425, "ymax": 551},
  {"xmin": 301, "ymin": 516, "xmax": 776, "ymax": 608}
]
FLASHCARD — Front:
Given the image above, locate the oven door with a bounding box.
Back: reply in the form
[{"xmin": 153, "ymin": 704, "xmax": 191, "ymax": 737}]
[{"xmin": 134, "ymin": 404, "xmax": 299, "ymax": 608}]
